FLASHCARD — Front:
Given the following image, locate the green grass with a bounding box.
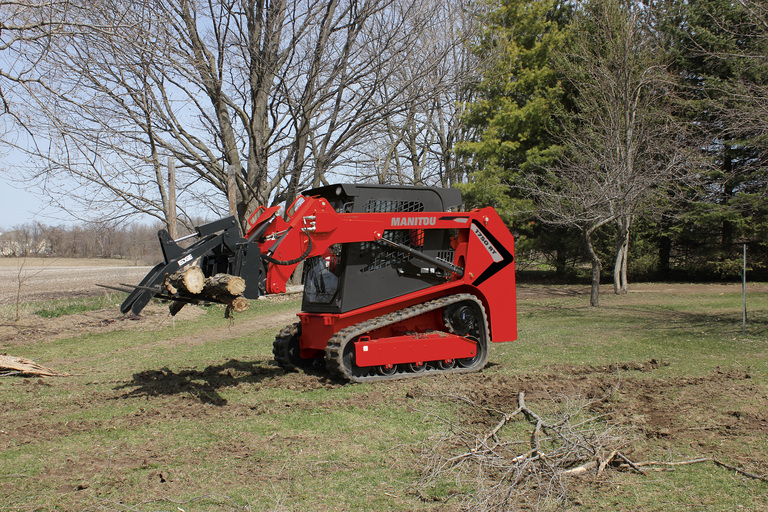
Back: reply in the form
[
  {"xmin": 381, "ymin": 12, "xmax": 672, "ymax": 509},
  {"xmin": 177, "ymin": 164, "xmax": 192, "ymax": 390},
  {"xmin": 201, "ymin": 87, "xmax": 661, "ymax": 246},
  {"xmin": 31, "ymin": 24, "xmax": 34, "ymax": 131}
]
[
  {"xmin": 1, "ymin": 284, "xmax": 767, "ymax": 511},
  {"xmin": 33, "ymin": 294, "xmax": 127, "ymax": 318}
]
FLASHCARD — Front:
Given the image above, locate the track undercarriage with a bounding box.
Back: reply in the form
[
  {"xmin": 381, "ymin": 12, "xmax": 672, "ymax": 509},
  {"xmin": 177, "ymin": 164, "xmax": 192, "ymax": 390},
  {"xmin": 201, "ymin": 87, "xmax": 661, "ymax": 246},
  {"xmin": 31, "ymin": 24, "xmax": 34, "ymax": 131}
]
[{"xmin": 273, "ymin": 294, "xmax": 489, "ymax": 382}]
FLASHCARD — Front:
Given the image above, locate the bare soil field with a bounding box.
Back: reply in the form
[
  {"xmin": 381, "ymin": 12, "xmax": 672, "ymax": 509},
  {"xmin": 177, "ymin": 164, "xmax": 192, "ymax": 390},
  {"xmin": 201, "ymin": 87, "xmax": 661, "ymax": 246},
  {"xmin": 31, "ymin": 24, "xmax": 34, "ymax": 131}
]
[{"xmin": 0, "ymin": 257, "xmax": 152, "ymax": 305}]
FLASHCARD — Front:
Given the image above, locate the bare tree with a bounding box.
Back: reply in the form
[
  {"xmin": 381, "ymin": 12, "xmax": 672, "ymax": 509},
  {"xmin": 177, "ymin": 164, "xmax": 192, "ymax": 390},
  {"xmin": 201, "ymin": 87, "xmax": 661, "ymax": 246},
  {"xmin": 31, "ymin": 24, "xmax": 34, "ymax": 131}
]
[
  {"xmin": 530, "ymin": 0, "xmax": 692, "ymax": 305},
  {"xmin": 4, "ymin": 0, "xmax": 466, "ymax": 231},
  {"xmin": 359, "ymin": 0, "xmax": 479, "ymax": 187},
  {"xmin": 0, "ymin": 1, "xmax": 84, "ymax": 116}
]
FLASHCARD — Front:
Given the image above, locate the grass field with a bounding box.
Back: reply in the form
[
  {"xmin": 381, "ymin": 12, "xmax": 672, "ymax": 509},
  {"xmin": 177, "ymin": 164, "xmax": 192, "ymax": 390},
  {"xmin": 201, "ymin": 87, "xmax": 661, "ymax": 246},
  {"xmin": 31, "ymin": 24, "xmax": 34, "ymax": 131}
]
[{"xmin": 1, "ymin": 283, "xmax": 767, "ymax": 511}]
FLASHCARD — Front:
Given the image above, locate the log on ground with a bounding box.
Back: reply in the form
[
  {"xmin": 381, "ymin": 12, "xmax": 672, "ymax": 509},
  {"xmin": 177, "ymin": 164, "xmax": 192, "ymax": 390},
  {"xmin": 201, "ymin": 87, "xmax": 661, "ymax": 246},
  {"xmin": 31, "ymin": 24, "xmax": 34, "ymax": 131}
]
[{"xmin": 0, "ymin": 355, "xmax": 66, "ymax": 377}]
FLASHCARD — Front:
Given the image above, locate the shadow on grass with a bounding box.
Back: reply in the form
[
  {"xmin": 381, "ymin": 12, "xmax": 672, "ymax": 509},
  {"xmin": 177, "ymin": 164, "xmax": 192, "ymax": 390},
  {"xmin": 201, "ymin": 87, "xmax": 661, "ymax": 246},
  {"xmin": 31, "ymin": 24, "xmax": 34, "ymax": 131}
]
[
  {"xmin": 527, "ymin": 300, "xmax": 768, "ymax": 339},
  {"xmin": 602, "ymin": 306, "xmax": 768, "ymax": 336},
  {"xmin": 115, "ymin": 358, "xmax": 286, "ymax": 406}
]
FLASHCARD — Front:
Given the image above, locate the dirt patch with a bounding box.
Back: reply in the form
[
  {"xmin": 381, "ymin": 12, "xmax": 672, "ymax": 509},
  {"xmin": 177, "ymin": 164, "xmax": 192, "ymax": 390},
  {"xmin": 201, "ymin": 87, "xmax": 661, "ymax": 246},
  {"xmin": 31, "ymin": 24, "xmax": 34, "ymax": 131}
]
[
  {"xmin": 0, "ymin": 302, "xmax": 207, "ymax": 346},
  {"xmin": 0, "ymin": 291, "xmax": 302, "ymax": 348},
  {"xmin": 405, "ymin": 362, "xmax": 768, "ymax": 476}
]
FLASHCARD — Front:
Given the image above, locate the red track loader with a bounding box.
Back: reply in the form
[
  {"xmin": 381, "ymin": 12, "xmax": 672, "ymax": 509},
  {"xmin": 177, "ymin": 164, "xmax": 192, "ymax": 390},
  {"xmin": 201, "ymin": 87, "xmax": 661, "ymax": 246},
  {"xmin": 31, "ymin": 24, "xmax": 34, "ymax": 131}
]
[{"xmin": 119, "ymin": 183, "xmax": 517, "ymax": 382}]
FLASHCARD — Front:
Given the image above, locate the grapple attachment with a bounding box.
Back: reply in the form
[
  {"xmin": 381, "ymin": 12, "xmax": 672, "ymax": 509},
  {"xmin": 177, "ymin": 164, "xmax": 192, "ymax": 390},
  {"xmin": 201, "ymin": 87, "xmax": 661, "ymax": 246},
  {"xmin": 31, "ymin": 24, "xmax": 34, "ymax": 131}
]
[{"xmin": 119, "ymin": 216, "xmax": 263, "ymax": 316}]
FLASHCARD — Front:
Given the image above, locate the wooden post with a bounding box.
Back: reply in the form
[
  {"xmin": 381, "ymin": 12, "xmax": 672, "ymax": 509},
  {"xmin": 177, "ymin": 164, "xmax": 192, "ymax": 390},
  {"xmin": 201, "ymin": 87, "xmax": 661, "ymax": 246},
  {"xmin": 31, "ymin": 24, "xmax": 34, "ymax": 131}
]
[
  {"xmin": 743, "ymin": 243, "xmax": 747, "ymax": 335},
  {"xmin": 168, "ymin": 156, "xmax": 177, "ymax": 239}
]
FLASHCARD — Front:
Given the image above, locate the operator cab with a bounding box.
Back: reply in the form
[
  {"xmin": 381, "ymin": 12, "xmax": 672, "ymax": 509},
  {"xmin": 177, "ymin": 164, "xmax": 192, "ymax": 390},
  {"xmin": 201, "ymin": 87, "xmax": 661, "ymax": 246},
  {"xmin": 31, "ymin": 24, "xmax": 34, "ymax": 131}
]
[{"xmin": 300, "ymin": 183, "xmax": 462, "ymax": 314}]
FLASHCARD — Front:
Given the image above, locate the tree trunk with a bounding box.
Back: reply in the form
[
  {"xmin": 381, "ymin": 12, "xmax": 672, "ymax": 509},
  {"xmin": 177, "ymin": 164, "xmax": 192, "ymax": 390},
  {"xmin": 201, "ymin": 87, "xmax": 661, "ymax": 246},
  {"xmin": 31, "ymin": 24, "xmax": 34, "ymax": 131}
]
[
  {"xmin": 203, "ymin": 274, "xmax": 246, "ymax": 296},
  {"xmin": 584, "ymin": 229, "xmax": 602, "ymax": 307},
  {"xmin": 167, "ymin": 157, "xmax": 177, "ymax": 239},
  {"xmin": 613, "ymin": 215, "xmax": 632, "ymax": 294},
  {"xmin": 657, "ymin": 233, "xmax": 671, "ymax": 277}
]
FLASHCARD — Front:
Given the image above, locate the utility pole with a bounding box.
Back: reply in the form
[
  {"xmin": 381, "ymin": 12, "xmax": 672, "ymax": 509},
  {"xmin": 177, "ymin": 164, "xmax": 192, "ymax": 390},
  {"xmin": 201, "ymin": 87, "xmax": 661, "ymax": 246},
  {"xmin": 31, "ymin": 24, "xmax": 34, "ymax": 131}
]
[{"xmin": 743, "ymin": 243, "xmax": 747, "ymax": 335}]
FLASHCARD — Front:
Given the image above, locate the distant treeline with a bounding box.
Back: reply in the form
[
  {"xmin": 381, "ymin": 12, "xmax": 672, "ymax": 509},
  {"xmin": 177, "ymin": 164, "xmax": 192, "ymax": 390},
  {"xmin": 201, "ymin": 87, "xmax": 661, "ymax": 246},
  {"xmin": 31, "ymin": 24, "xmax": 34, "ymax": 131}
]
[
  {"xmin": 514, "ymin": 219, "xmax": 766, "ymax": 284},
  {"xmin": 2, "ymin": 217, "xmax": 764, "ymax": 283},
  {"xmin": 0, "ymin": 222, "xmax": 163, "ymax": 263}
]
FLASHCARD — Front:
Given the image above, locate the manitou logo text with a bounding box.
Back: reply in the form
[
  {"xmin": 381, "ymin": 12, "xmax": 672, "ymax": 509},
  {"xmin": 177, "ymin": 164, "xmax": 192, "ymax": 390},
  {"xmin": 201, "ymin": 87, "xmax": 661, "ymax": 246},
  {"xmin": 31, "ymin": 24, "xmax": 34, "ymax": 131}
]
[
  {"xmin": 390, "ymin": 216, "xmax": 437, "ymax": 227},
  {"xmin": 471, "ymin": 224, "xmax": 503, "ymax": 262}
]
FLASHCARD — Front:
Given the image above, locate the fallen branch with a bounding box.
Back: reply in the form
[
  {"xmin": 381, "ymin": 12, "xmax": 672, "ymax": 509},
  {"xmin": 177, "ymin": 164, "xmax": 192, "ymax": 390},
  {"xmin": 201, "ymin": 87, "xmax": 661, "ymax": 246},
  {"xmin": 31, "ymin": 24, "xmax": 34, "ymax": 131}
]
[
  {"xmin": 627, "ymin": 457, "xmax": 768, "ymax": 482},
  {"xmin": 615, "ymin": 450, "xmax": 647, "ymax": 475},
  {"xmin": 0, "ymin": 354, "xmax": 66, "ymax": 377},
  {"xmin": 713, "ymin": 458, "xmax": 768, "ymax": 482},
  {"xmin": 415, "ymin": 390, "xmax": 628, "ymax": 510},
  {"xmin": 415, "ymin": 388, "xmax": 768, "ymax": 512}
]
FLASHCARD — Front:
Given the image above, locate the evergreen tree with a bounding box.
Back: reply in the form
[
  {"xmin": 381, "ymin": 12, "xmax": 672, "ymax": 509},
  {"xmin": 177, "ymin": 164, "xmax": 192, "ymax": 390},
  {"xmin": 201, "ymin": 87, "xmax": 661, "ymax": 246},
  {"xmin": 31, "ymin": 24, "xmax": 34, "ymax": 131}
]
[
  {"xmin": 455, "ymin": 0, "xmax": 573, "ymax": 272},
  {"xmin": 456, "ymin": 0, "xmax": 571, "ymax": 214},
  {"xmin": 664, "ymin": 0, "xmax": 768, "ymax": 277}
]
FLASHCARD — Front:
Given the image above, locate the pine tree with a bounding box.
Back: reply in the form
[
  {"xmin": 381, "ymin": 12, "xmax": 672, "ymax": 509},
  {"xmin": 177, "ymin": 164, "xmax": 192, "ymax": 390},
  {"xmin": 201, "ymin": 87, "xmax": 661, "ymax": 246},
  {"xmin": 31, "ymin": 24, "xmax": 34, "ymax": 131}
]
[
  {"xmin": 665, "ymin": 0, "xmax": 768, "ymax": 277},
  {"xmin": 456, "ymin": 0, "xmax": 571, "ymax": 215}
]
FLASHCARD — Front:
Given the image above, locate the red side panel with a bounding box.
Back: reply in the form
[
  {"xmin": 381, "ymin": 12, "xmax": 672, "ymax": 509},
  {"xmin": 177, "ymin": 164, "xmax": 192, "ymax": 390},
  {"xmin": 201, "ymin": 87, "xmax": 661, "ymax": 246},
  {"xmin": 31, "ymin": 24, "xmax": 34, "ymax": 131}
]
[
  {"xmin": 353, "ymin": 333, "xmax": 477, "ymax": 367},
  {"xmin": 465, "ymin": 210, "xmax": 517, "ymax": 343}
]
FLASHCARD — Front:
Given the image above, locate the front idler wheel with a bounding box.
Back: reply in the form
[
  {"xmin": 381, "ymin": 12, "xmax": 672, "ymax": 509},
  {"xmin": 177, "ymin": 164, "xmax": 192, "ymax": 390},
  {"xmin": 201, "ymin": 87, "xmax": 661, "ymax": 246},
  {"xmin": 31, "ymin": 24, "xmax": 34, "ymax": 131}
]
[{"xmin": 443, "ymin": 300, "xmax": 488, "ymax": 371}]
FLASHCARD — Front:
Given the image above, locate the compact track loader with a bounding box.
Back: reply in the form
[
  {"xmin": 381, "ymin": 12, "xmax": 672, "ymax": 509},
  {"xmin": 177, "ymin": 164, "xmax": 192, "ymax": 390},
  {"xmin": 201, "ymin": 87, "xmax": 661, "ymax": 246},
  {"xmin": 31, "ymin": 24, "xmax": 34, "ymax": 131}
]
[{"xmin": 120, "ymin": 183, "xmax": 516, "ymax": 382}]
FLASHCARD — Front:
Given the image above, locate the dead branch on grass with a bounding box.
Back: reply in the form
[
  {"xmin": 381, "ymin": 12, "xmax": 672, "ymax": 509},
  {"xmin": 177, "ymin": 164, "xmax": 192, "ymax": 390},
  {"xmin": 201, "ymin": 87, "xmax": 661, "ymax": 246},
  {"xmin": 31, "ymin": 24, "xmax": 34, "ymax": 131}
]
[
  {"xmin": 0, "ymin": 354, "xmax": 67, "ymax": 377},
  {"xmin": 627, "ymin": 457, "xmax": 768, "ymax": 482},
  {"xmin": 414, "ymin": 390, "xmax": 632, "ymax": 511},
  {"xmin": 414, "ymin": 390, "xmax": 767, "ymax": 511}
]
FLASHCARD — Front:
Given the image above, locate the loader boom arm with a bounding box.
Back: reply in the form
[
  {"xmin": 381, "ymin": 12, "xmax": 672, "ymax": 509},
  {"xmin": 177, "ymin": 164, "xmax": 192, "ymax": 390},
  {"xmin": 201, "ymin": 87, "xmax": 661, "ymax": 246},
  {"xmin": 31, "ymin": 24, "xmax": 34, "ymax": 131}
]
[{"xmin": 243, "ymin": 193, "xmax": 515, "ymax": 345}]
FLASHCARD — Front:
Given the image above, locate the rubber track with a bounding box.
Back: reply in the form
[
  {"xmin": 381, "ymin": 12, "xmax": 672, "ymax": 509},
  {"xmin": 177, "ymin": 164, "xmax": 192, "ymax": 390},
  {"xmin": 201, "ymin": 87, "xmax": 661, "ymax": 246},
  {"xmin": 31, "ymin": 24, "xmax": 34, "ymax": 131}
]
[
  {"xmin": 273, "ymin": 322, "xmax": 300, "ymax": 371},
  {"xmin": 324, "ymin": 293, "xmax": 490, "ymax": 383}
]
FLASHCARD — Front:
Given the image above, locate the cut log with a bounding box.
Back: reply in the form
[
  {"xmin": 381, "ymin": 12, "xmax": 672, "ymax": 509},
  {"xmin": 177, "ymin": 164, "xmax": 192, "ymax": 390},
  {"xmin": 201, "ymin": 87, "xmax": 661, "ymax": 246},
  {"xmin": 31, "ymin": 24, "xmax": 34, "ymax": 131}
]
[
  {"xmin": 163, "ymin": 266, "xmax": 205, "ymax": 295},
  {"xmin": 161, "ymin": 270, "xmax": 249, "ymax": 318},
  {"xmin": 203, "ymin": 292, "xmax": 249, "ymax": 312},
  {"xmin": 224, "ymin": 296, "xmax": 250, "ymax": 319},
  {"xmin": 229, "ymin": 295, "xmax": 249, "ymax": 313},
  {"xmin": 203, "ymin": 274, "xmax": 246, "ymax": 296}
]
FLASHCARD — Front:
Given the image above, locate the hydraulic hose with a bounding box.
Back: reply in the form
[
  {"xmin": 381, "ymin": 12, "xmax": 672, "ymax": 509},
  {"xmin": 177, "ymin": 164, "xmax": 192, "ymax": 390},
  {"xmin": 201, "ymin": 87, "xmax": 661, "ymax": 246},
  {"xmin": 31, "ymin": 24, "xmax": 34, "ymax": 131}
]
[{"xmin": 261, "ymin": 230, "xmax": 313, "ymax": 266}]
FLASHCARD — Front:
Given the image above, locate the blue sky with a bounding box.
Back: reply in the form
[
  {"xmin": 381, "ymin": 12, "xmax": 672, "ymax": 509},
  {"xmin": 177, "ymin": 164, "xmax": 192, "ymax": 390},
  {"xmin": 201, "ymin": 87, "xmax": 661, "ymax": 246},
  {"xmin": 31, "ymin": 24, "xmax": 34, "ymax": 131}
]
[
  {"xmin": 0, "ymin": 175, "xmax": 68, "ymax": 229},
  {"xmin": 1, "ymin": 177, "xmax": 42, "ymax": 228}
]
